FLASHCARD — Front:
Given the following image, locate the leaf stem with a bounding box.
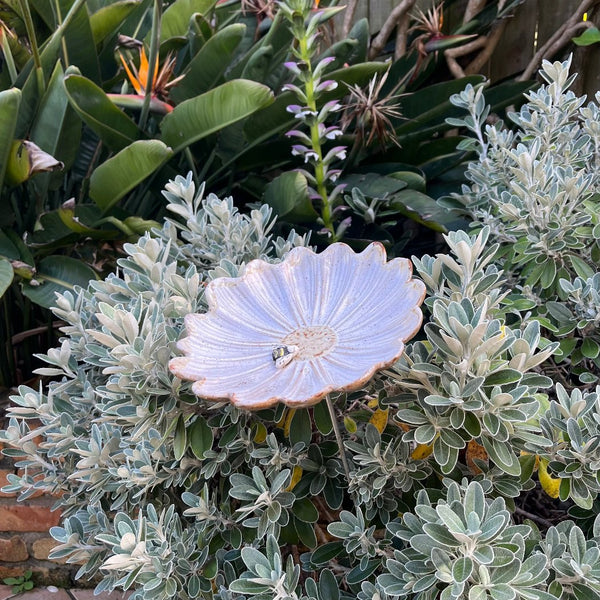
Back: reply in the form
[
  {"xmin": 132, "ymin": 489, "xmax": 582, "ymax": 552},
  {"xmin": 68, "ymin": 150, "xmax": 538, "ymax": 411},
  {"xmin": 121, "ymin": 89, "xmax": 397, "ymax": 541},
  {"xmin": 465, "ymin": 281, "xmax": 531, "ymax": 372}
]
[
  {"xmin": 140, "ymin": 0, "xmax": 162, "ymax": 130},
  {"xmin": 325, "ymin": 394, "xmax": 351, "ymax": 484}
]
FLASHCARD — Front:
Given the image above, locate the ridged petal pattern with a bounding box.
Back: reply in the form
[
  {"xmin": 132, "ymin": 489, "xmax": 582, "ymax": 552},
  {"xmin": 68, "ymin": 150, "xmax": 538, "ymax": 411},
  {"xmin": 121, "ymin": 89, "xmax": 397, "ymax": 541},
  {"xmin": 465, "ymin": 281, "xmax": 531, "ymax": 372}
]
[{"xmin": 169, "ymin": 242, "xmax": 426, "ymax": 409}]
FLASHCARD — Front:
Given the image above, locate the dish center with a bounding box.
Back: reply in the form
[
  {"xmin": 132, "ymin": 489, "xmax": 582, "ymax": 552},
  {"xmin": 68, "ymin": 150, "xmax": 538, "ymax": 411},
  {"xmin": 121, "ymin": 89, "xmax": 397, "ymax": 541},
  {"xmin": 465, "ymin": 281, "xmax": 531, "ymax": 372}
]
[{"xmin": 282, "ymin": 325, "xmax": 337, "ymax": 360}]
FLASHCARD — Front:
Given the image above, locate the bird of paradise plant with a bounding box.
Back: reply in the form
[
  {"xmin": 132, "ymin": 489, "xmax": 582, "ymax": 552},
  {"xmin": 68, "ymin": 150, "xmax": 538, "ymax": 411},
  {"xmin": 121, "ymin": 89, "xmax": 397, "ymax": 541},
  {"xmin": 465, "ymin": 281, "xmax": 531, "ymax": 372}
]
[{"xmin": 109, "ymin": 43, "xmax": 183, "ymax": 115}]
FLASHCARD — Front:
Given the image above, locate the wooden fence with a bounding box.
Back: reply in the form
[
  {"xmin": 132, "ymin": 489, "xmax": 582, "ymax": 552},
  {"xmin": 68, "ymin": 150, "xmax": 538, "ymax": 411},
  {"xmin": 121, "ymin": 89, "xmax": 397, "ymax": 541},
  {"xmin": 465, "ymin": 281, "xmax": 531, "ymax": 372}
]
[{"xmin": 350, "ymin": 0, "xmax": 600, "ymax": 97}]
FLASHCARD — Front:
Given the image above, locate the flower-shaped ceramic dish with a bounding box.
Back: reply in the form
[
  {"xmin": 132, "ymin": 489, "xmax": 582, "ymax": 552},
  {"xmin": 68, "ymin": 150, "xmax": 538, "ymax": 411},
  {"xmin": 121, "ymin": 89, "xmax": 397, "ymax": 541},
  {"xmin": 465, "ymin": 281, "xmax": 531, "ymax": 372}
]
[{"xmin": 169, "ymin": 242, "xmax": 426, "ymax": 409}]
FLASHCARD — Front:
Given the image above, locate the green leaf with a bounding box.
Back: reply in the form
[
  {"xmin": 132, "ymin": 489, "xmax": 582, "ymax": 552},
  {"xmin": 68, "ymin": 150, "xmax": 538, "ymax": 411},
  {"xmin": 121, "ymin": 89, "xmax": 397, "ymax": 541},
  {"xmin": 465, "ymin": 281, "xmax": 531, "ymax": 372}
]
[
  {"xmin": 452, "ymin": 556, "xmax": 473, "ymax": 583},
  {"xmin": 569, "ymin": 254, "xmax": 595, "ymax": 280},
  {"xmin": 189, "ymin": 416, "xmax": 213, "ymax": 459},
  {"xmin": 389, "ymin": 170, "xmax": 426, "ymax": 192},
  {"xmin": 484, "ymin": 369, "xmax": 523, "ymax": 386},
  {"xmin": 174, "ymin": 415, "xmax": 187, "ymax": 461},
  {"xmin": 30, "ymin": 62, "xmax": 77, "ymax": 196},
  {"xmin": 573, "ymin": 26, "xmax": 600, "ymax": 46},
  {"xmin": 171, "ymin": 24, "xmax": 246, "ymax": 101},
  {"xmin": 389, "ymin": 190, "xmax": 452, "ymax": 232},
  {"xmin": 396, "ymin": 76, "xmax": 486, "ymax": 140},
  {"xmin": 463, "ymin": 481, "xmax": 485, "ymax": 519},
  {"xmin": 0, "ymin": 232, "xmax": 19, "ymax": 260},
  {"xmin": 292, "ymin": 498, "xmax": 318, "ymax": 523},
  {"xmin": 0, "ymin": 88, "xmax": 21, "ymax": 189},
  {"xmin": 347, "ymin": 560, "xmax": 380, "ymax": 585},
  {"xmin": 309, "ymin": 541, "xmax": 344, "ymax": 565},
  {"xmin": 0, "ymin": 258, "xmax": 13, "ymax": 299},
  {"xmin": 89, "ymin": 140, "xmax": 173, "ymax": 212},
  {"xmin": 572, "ymin": 583, "xmax": 600, "ymax": 600},
  {"xmin": 161, "ymin": 79, "xmax": 274, "ymax": 153},
  {"xmin": 21, "ymin": 256, "xmax": 96, "ymax": 308},
  {"xmin": 64, "ymin": 72, "xmax": 141, "ymax": 151},
  {"xmin": 62, "ymin": 1, "xmax": 101, "ymax": 82},
  {"xmin": 318, "ymin": 570, "xmax": 339, "ymax": 600},
  {"xmin": 482, "ymin": 437, "xmax": 520, "ymax": 476},
  {"xmin": 341, "ymin": 173, "xmax": 407, "ymax": 198},
  {"xmin": 263, "ymin": 171, "xmax": 318, "ymax": 223},
  {"xmin": 15, "ymin": 37, "xmax": 62, "ymax": 138},
  {"xmin": 289, "ymin": 408, "xmax": 312, "ymax": 447},
  {"xmin": 539, "ymin": 260, "xmax": 557, "ymax": 290},
  {"xmin": 160, "ymin": 0, "xmax": 215, "ymax": 41},
  {"xmin": 582, "ymin": 337, "xmax": 600, "ymax": 359},
  {"xmin": 89, "ymin": 1, "xmax": 140, "ymax": 46},
  {"xmin": 294, "ymin": 517, "xmax": 317, "ymax": 548},
  {"xmin": 313, "ymin": 399, "xmax": 333, "ymax": 435}
]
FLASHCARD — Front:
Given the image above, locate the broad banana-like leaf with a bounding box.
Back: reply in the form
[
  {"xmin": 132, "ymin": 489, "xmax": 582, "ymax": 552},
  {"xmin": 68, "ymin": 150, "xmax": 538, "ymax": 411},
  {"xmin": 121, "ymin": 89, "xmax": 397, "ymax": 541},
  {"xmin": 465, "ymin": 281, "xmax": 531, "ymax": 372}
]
[
  {"xmin": 161, "ymin": 79, "xmax": 274, "ymax": 154},
  {"xmin": 62, "ymin": 1, "xmax": 101, "ymax": 82},
  {"xmin": 0, "ymin": 258, "xmax": 14, "ymax": 299},
  {"xmin": 90, "ymin": 0, "xmax": 140, "ymax": 46},
  {"xmin": 0, "ymin": 88, "xmax": 21, "ymax": 190},
  {"xmin": 205, "ymin": 62, "xmax": 388, "ymax": 184},
  {"xmin": 64, "ymin": 71, "xmax": 141, "ymax": 151},
  {"xmin": 170, "ymin": 24, "xmax": 246, "ymax": 101},
  {"xmin": 160, "ymin": 0, "xmax": 215, "ymax": 41},
  {"xmin": 89, "ymin": 140, "xmax": 173, "ymax": 212},
  {"xmin": 15, "ymin": 41, "xmax": 63, "ymax": 138},
  {"xmin": 263, "ymin": 172, "xmax": 318, "ymax": 223},
  {"xmin": 397, "ymin": 76, "xmax": 486, "ymax": 137},
  {"xmin": 21, "ymin": 256, "xmax": 97, "ymax": 308},
  {"xmin": 389, "ymin": 190, "xmax": 452, "ymax": 233},
  {"xmin": 30, "ymin": 62, "xmax": 79, "ymax": 195}
]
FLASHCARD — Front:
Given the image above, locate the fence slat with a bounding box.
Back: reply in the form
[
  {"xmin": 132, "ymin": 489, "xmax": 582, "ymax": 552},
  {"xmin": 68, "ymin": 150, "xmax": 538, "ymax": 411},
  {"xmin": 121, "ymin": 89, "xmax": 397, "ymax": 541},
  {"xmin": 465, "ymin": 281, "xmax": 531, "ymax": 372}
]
[
  {"xmin": 348, "ymin": 0, "xmax": 600, "ymax": 91},
  {"xmin": 489, "ymin": 0, "xmax": 538, "ymax": 81}
]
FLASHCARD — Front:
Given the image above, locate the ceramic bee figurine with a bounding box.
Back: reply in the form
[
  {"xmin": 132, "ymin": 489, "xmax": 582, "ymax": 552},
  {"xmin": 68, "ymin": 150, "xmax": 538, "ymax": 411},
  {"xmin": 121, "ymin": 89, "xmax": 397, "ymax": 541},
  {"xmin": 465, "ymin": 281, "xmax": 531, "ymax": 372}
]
[{"xmin": 272, "ymin": 345, "xmax": 299, "ymax": 369}]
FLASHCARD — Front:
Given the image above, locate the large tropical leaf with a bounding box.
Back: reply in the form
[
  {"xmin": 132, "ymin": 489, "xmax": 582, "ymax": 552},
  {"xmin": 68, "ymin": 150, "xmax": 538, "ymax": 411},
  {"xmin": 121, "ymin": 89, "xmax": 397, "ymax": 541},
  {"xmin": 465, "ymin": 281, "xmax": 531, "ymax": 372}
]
[
  {"xmin": 89, "ymin": 140, "xmax": 174, "ymax": 211},
  {"xmin": 0, "ymin": 88, "xmax": 21, "ymax": 189},
  {"xmin": 160, "ymin": 0, "xmax": 215, "ymax": 41},
  {"xmin": 15, "ymin": 39, "xmax": 63, "ymax": 138},
  {"xmin": 21, "ymin": 256, "xmax": 97, "ymax": 308},
  {"xmin": 61, "ymin": 0, "xmax": 101, "ymax": 82},
  {"xmin": 64, "ymin": 71, "xmax": 141, "ymax": 151},
  {"xmin": 161, "ymin": 79, "xmax": 274, "ymax": 153},
  {"xmin": 89, "ymin": 0, "xmax": 140, "ymax": 46},
  {"xmin": 263, "ymin": 172, "xmax": 318, "ymax": 223},
  {"xmin": 205, "ymin": 62, "xmax": 388, "ymax": 185},
  {"xmin": 0, "ymin": 258, "xmax": 14, "ymax": 299},
  {"xmin": 170, "ymin": 24, "xmax": 246, "ymax": 102},
  {"xmin": 30, "ymin": 62, "xmax": 80, "ymax": 195}
]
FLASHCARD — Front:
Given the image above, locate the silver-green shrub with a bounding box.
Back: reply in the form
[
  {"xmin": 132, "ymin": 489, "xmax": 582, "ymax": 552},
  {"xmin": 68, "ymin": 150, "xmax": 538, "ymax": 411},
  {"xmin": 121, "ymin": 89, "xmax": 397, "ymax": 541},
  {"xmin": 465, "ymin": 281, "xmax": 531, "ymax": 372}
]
[
  {"xmin": 4, "ymin": 62, "xmax": 600, "ymax": 600},
  {"xmin": 446, "ymin": 56, "xmax": 600, "ymax": 384}
]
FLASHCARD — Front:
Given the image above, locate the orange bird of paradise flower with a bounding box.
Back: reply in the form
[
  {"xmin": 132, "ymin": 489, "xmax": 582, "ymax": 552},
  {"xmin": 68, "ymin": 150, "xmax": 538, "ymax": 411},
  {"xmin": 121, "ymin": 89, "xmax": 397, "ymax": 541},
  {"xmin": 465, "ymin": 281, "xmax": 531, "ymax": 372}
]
[{"xmin": 117, "ymin": 46, "xmax": 183, "ymax": 113}]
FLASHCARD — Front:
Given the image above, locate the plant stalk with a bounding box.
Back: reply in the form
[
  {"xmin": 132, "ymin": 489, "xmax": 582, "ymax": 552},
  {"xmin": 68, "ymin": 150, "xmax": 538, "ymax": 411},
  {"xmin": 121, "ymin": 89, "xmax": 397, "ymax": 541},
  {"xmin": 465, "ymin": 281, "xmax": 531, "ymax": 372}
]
[
  {"xmin": 140, "ymin": 0, "xmax": 162, "ymax": 130},
  {"xmin": 324, "ymin": 394, "xmax": 351, "ymax": 484}
]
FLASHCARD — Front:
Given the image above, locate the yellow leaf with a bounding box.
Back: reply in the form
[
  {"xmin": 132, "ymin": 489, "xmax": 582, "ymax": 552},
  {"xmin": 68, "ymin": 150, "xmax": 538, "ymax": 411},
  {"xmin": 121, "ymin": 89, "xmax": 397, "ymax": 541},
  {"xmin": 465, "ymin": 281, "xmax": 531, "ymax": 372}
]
[
  {"xmin": 286, "ymin": 465, "xmax": 303, "ymax": 491},
  {"xmin": 367, "ymin": 398, "xmax": 379, "ymax": 409},
  {"xmin": 344, "ymin": 415, "xmax": 357, "ymax": 433},
  {"xmin": 283, "ymin": 408, "xmax": 296, "ymax": 438},
  {"xmin": 538, "ymin": 458, "xmax": 560, "ymax": 498},
  {"xmin": 253, "ymin": 422, "xmax": 267, "ymax": 444},
  {"xmin": 411, "ymin": 443, "xmax": 433, "ymax": 460},
  {"xmin": 369, "ymin": 408, "xmax": 389, "ymax": 434}
]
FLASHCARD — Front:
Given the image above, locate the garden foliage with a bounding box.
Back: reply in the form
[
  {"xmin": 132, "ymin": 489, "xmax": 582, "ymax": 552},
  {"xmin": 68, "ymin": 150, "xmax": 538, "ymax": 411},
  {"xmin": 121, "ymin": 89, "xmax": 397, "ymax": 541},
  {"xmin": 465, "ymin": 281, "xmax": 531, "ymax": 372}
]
[
  {"xmin": 3, "ymin": 4, "xmax": 600, "ymax": 600},
  {"xmin": 446, "ymin": 57, "xmax": 600, "ymax": 385},
  {"xmin": 3, "ymin": 152, "xmax": 600, "ymax": 599},
  {"xmin": 0, "ymin": 0, "xmax": 529, "ymax": 387}
]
